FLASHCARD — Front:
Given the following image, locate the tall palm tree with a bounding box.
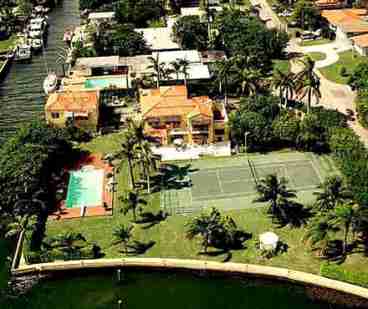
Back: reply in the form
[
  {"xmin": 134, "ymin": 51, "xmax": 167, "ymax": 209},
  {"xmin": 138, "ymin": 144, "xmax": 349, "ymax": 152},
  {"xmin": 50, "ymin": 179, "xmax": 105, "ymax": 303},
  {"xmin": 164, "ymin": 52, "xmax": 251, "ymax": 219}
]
[
  {"xmin": 214, "ymin": 58, "xmax": 233, "ymax": 106},
  {"xmin": 185, "ymin": 208, "xmax": 222, "ymax": 253},
  {"xmin": 313, "ymin": 176, "xmax": 352, "ymax": 213},
  {"xmin": 5, "ymin": 214, "xmax": 37, "ymax": 239},
  {"xmin": 127, "ymin": 118, "xmax": 145, "ymax": 145},
  {"xmin": 120, "ymin": 190, "xmax": 146, "ymax": 222},
  {"xmin": 236, "ymin": 67, "xmax": 262, "ymax": 96},
  {"xmin": 113, "ymin": 224, "xmax": 134, "ymax": 254},
  {"xmin": 116, "ymin": 130, "xmax": 137, "ymax": 188},
  {"xmin": 46, "ymin": 232, "xmax": 87, "ymax": 260},
  {"xmin": 177, "ymin": 58, "xmax": 190, "ymax": 87},
  {"xmin": 304, "ymin": 215, "xmax": 336, "ymax": 255},
  {"xmin": 254, "ymin": 174, "xmax": 296, "ymax": 216},
  {"xmin": 295, "ymin": 57, "xmax": 321, "ymax": 113},
  {"xmin": 272, "ymin": 69, "xmax": 296, "ymax": 108},
  {"xmin": 135, "ymin": 140, "xmax": 157, "ymax": 194},
  {"xmin": 147, "ymin": 54, "xmax": 166, "ymax": 88},
  {"xmin": 170, "ymin": 60, "xmax": 182, "ymax": 83},
  {"xmin": 333, "ymin": 203, "xmax": 355, "ymax": 255}
]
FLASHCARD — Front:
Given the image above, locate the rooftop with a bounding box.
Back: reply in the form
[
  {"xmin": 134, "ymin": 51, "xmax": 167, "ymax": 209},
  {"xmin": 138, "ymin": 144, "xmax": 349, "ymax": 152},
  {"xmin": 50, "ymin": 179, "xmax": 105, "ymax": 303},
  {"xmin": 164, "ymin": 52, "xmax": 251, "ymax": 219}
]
[
  {"xmin": 135, "ymin": 27, "xmax": 179, "ymax": 51},
  {"xmin": 322, "ymin": 9, "xmax": 368, "ymax": 33},
  {"xmin": 152, "ymin": 50, "xmax": 202, "ymax": 64},
  {"xmin": 46, "ymin": 90, "xmax": 99, "ymax": 111},
  {"xmin": 75, "ymin": 56, "xmax": 120, "ymax": 69},
  {"xmin": 352, "ymin": 33, "xmax": 368, "ymax": 47},
  {"xmin": 88, "ymin": 11, "xmax": 115, "ymax": 20},
  {"xmin": 140, "ymin": 85, "xmax": 212, "ymax": 119}
]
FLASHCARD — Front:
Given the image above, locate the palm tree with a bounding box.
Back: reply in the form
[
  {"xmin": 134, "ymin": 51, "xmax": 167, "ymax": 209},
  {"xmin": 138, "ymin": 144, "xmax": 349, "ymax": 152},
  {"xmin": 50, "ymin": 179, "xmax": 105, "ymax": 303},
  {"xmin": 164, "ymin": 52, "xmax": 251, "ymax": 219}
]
[
  {"xmin": 236, "ymin": 67, "xmax": 262, "ymax": 96},
  {"xmin": 254, "ymin": 174, "xmax": 296, "ymax": 217},
  {"xmin": 313, "ymin": 176, "xmax": 352, "ymax": 213},
  {"xmin": 147, "ymin": 54, "xmax": 166, "ymax": 88},
  {"xmin": 214, "ymin": 58, "xmax": 233, "ymax": 107},
  {"xmin": 113, "ymin": 224, "xmax": 134, "ymax": 254},
  {"xmin": 304, "ymin": 215, "xmax": 336, "ymax": 255},
  {"xmin": 333, "ymin": 204, "xmax": 355, "ymax": 255},
  {"xmin": 185, "ymin": 208, "xmax": 222, "ymax": 253},
  {"xmin": 295, "ymin": 57, "xmax": 321, "ymax": 113},
  {"xmin": 135, "ymin": 140, "xmax": 157, "ymax": 194},
  {"xmin": 116, "ymin": 130, "xmax": 137, "ymax": 188},
  {"xmin": 177, "ymin": 58, "xmax": 190, "ymax": 87},
  {"xmin": 46, "ymin": 232, "xmax": 87, "ymax": 260},
  {"xmin": 127, "ymin": 118, "xmax": 145, "ymax": 145},
  {"xmin": 5, "ymin": 214, "xmax": 37, "ymax": 239},
  {"xmin": 170, "ymin": 60, "xmax": 182, "ymax": 84},
  {"xmin": 272, "ymin": 70, "xmax": 296, "ymax": 108},
  {"xmin": 120, "ymin": 190, "xmax": 146, "ymax": 222}
]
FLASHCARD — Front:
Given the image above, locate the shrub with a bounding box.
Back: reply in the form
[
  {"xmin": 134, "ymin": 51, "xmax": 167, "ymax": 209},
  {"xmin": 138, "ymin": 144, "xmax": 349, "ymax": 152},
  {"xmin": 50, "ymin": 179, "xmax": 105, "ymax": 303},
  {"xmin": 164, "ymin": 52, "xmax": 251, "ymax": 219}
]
[
  {"xmin": 356, "ymin": 94, "xmax": 368, "ymax": 128},
  {"xmin": 340, "ymin": 66, "xmax": 347, "ymax": 77}
]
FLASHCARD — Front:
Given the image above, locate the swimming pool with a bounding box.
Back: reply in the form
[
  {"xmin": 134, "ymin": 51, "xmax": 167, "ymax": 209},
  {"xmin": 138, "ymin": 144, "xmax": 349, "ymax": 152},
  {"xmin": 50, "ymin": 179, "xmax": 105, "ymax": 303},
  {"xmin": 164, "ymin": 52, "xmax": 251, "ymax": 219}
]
[
  {"xmin": 65, "ymin": 168, "xmax": 104, "ymax": 208},
  {"xmin": 84, "ymin": 76, "xmax": 127, "ymax": 89}
]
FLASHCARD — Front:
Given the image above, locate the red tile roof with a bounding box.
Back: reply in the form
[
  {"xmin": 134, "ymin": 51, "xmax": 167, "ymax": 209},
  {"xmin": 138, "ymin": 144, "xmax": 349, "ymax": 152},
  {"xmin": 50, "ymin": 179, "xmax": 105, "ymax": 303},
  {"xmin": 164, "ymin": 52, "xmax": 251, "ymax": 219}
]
[{"xmin": 46, "ymin": 90, "xmax": 99, "ymax": 112}]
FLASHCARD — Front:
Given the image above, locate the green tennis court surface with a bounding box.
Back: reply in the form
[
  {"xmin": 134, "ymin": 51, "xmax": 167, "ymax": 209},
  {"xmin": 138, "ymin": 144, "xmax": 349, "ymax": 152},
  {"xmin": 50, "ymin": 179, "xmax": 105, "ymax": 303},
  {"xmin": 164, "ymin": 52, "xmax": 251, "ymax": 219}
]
[
  {"xmin": 161, "ymin": 152, "xmax": 339, "ymax": 215},
  {"xmin": 66, "ymin": 168, "xmax": 104, "ymax": 208}
]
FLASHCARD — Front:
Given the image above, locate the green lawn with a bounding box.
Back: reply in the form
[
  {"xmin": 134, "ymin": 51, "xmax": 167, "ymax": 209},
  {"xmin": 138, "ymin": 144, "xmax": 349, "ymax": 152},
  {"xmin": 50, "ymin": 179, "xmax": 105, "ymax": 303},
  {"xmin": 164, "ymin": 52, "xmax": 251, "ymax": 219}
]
[
  {"xmin": 273, "ymin": 59, "xmax": 290, "ymax": 74},
  {"xmin": 320, "ymin": 50, "xmax": 368, "ymax": 84},
  {"xmin": 307, "ymin": 52, "xmax": 326, "ymax": 62},
  {"xmin": 300, "ymin": 38, "xmax": 332, "ymax": 47},
  {"xmin": 0, "ymin": 35, "xmax": 17, "ymax": 53},
  {"xmin": 41, "ymin": 133, "xmax": 368, "ymax": 285}
]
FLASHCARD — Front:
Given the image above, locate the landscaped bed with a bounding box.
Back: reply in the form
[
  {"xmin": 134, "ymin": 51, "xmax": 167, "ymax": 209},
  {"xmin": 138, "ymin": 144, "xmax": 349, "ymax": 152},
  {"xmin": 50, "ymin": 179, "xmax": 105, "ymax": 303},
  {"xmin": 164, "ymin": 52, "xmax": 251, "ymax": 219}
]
[{"xmin": 319, "ymin": 50, "xmax": 368, "ymax": 84}]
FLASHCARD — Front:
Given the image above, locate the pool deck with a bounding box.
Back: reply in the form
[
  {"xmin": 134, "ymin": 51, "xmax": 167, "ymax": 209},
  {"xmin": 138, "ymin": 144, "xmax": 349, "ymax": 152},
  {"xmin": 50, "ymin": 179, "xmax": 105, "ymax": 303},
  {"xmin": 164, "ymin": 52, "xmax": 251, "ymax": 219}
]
[{"xmin": 49, "ymin": 153, "xmax": 114, "ymax": 220}]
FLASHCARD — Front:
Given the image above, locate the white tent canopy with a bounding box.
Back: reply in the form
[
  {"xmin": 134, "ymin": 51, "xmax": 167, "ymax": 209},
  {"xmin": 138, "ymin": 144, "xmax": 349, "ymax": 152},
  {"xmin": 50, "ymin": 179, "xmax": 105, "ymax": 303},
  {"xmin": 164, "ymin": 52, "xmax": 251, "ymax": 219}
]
[{"xmin": 259, "ymin": 232, "xmax": 279, "ymax": 250}]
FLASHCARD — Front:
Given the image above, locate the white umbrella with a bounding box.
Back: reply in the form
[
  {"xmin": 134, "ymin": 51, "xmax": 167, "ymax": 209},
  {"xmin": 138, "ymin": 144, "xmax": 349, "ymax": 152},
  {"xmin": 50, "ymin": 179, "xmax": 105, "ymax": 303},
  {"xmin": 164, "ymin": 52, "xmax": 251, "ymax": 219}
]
[{"xmin": 259, "ymin": 232, "xmax": 279, "ymax": 250}]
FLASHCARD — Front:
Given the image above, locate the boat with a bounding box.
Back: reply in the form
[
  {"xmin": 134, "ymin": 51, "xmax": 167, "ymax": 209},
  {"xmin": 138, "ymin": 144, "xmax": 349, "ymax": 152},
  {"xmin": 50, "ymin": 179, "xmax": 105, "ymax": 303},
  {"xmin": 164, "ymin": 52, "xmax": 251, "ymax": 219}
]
[
  {"xmin": 30, "ymin": 38, "xmax": 43, "ymax": 52},
  {"xmin": 43, "ymin": 72, "xmax": 58, "ymax": 95},
  {"xmin": 15, "ymin": 44, "xmax": 32, "ymax": 62}
]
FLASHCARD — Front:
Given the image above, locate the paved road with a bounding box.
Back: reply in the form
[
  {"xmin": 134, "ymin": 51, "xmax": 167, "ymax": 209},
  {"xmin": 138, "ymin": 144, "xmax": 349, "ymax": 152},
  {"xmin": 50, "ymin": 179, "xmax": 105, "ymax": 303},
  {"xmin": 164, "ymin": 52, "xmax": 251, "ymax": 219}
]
[{"xmin": 251, "ymin": 0, "xmax": 368, "ymax": 145}]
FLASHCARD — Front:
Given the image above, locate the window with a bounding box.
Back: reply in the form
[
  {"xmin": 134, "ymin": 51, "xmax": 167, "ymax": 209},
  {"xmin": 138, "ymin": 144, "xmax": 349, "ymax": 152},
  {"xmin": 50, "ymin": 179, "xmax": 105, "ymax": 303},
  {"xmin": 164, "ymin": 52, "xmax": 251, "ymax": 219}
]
[
  {"xmin": 51, "ymin": 112, "xmax": 60, "ymax": 119},
  {"xmin": 215, "ymin": 129, "xmax": 225, "ymax": 135}
]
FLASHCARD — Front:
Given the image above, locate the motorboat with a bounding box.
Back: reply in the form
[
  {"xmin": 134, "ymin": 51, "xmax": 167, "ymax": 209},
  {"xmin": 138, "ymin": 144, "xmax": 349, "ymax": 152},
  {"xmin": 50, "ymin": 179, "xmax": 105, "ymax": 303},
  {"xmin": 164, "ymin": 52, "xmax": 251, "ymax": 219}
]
[
  {"xmin": 15, "ymin": 44, "xmax": 32, "ymax": 62},
  {"xmin": 30, "ymin": 38, "xmax": 43, "ymax": 52},
  {"xmin": 30, "ymin": 17, "xmax": 48, "ymax": 29},
  {"xmin": 43, "ymin": 72, "xmax": 58, "ymax": 95},
  {"xmin": 28, "ymin": 29, "xmax": 44, "ymax": 39}
]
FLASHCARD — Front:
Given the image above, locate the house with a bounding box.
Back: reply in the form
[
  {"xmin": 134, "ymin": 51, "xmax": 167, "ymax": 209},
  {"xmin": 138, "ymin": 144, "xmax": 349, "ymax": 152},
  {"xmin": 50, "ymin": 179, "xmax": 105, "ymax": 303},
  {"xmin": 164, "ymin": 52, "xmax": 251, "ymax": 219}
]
[
  {"xmin": 135, "ymin": 27, "xmax": 180, "ymax": 51},
  {"xmin": 351, "ymin": 33, "xmax": 368, "ymax": 55},
  {"xmin": 140, "ymin": 85, "xmax": 228, "ymax": 145},
  {"xmin": 45, "ymin": 90, "xmax": 100, "ymax": 131},
  {"xmin": 322, "ymin": 9, "xmax": 368, "ymax": 41},
  {"xmin": 315, "ymin": 0, "xmax": 347, "ymax": 10}
]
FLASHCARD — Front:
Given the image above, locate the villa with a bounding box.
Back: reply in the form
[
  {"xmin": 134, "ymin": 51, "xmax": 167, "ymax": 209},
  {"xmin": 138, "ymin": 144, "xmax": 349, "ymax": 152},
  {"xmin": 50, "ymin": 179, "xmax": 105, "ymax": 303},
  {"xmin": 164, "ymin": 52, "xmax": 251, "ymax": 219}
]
[
  {"xmin": 140, "ymin": 85, "xmax": 228, "ymax": 145},
  {"xmin": 45, "ymin": 90, "xmax": 100, "ymax": 130}
]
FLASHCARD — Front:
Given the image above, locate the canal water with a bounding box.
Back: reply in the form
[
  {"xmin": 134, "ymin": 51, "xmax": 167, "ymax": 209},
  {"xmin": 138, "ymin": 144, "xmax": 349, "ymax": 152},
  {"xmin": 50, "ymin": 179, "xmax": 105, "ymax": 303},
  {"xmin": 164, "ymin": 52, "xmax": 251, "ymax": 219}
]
[{"xmin": 0, "ymin": 0, "xmax": 80, "ymax": 142}]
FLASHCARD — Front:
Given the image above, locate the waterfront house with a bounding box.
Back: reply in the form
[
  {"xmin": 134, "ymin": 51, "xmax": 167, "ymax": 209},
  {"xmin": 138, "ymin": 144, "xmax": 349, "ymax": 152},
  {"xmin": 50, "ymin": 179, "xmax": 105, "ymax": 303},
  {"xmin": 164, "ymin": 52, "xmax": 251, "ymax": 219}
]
[
  {"xmin": 140, "ymin": 85, "xmax": 228, "ymax": 145},
  {"xmin": 45, "ymin": 90, "xmax": 99, "ymax": 131},
  {"xmin": 351, "ymin": 33, "xmax": 368, "ymax": 56}
]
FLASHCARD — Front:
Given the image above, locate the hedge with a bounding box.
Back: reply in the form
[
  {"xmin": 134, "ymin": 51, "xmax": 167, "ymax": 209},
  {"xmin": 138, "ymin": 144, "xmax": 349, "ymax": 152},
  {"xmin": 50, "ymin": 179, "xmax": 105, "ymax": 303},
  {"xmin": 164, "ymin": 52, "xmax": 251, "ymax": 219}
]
[
  {"xmin": 320, "ymin": 262, "xmax": 368, "ymax": 288},
  {"xmin": 356, "ymin": 95, "xmax": 368, "ymax": 128}
]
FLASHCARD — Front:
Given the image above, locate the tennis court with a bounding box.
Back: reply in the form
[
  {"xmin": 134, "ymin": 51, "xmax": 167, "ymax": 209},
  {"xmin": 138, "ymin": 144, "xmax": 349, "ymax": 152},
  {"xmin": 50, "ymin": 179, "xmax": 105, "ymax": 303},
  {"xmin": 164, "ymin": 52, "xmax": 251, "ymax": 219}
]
[{"xmin": 161, "ymin": 152, "xmax": 338, "ymax": 214}]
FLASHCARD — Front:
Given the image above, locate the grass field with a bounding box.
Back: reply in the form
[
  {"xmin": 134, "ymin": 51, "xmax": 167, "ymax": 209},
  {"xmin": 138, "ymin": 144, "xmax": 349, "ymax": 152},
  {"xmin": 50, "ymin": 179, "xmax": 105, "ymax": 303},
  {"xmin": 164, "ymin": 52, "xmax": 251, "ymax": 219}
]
[
  {"xmin": 300, "ymin": 38, "xmax": 332, "ymax": 47},
  {"xmin": 273, "ymin": 59, "xmax": 290, "ymax": 74},
  {"xmin": 307, "ymin": 52, "xmax": 326, "ymax": 62},
  {"xmin": 320, "ymin": 50, "xmax": 368, "ymax": 84}
]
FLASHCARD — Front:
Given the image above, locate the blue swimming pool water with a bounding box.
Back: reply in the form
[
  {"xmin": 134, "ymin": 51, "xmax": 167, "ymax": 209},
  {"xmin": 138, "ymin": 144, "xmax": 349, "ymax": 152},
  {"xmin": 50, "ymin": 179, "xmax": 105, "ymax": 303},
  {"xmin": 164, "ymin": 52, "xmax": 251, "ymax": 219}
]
[{"xmin": 85, "ymin": 77, "xmax": 126, "ymax": 89}]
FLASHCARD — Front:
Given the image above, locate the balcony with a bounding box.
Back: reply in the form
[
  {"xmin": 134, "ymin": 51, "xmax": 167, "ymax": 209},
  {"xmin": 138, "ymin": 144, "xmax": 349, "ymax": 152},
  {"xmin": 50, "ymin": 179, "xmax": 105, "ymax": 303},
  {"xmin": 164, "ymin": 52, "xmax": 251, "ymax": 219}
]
[{"xmin": 168, "ymin": 128, "xmax": 189, "ymax": 135}]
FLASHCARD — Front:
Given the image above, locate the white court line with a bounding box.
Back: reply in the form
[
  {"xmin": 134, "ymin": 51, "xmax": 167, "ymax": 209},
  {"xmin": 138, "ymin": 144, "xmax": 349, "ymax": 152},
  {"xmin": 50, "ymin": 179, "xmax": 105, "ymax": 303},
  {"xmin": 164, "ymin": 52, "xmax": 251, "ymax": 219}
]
[{"xmin": 216, "ymin": 169, "xmax": 224, "ymax": 193}]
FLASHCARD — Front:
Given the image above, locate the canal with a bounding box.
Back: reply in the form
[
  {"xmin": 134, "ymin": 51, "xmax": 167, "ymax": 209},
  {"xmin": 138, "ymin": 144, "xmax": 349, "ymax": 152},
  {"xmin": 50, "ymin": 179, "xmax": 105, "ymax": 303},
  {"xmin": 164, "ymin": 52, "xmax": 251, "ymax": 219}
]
[{"xmin": 0, "ymin": 0, "xmax": 80, "ymax": 142}]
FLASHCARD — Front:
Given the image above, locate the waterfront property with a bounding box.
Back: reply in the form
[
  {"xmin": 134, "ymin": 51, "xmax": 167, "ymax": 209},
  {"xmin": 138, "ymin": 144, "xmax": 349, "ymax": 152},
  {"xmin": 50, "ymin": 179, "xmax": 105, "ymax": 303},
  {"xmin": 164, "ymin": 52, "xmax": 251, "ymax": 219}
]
[
  {"xmin": 45, "ymin": 90, "xmax": 99, "ymax": 130},
  {"xmin": 141, "ymin": 85, "xmax": 228, "ymax": 145}
]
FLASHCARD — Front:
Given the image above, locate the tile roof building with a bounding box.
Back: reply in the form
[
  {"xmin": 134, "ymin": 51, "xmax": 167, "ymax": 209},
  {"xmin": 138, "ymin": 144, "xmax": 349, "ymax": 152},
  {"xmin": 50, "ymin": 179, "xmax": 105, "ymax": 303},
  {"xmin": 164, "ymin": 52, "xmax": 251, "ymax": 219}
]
[
  {"xmin": 140, "ymin": 85, "xmax": 228, "ymax": 145},
  {"xmin": 45, "ymin": 90, "xmax": 99, "ymax": 130}
]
